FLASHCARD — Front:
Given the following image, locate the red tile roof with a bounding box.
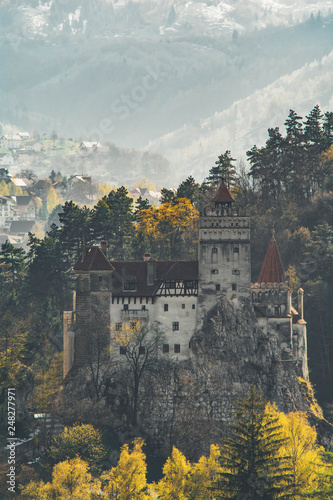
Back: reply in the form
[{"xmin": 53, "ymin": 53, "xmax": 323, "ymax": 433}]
[
  {"xmin": 74, "ymin": 247, "xmax": 115, "ymax": 271},
  {"xmin": 258, "ymin": 236, "xmax": 286, "ymax": 283},
  {"xmin": 212, "ymin": 183, "xmax": 235, "ymax": 203}
]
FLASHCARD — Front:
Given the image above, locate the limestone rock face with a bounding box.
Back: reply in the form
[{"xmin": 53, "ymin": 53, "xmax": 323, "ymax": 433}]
[
  {"xmin": 60, "ymin": 296, "xmax": 325, "ymax": 459},
  {"xmin": 135, "ymin": 296, "xmax": 315, "ymax": 457}
]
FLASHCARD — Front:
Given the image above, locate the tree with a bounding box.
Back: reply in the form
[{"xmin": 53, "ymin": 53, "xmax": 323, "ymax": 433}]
[
  {"xmin": 58, "ymin": 201, "xmax": 93, "ymax": 258},
  {"xmin": 278, "ymin": 410, "xmax": 326, "ymax": 499},
  {"xmin": 155, "ymin": 446, "xmax": 191, "ymax": 500},
  {"xmin": 22, "ymin": 457, "xmax": 101, "ymax": 500},
  {"xmin": 46, "ymin": 186, "xmax": 62, "ymax": 213},
  {"xmin": 48, "ymin": 424, "xmax": 106, "ymax": 474},
  {"xmin": 0, "ymin": 241, "xmax": 26, "ymax": 293},
  {"xmin": 215, "ymin": 386, "xmax": 290, "ymax": 499},
  {"xmin": 92, "ymin": 187, "xmax": 134, "ymax": 259},
  {"xmin": 187, "ymin": 444, "xmax": 221, "ymax": 500},
  {"xmin": 112, "ymin": 321, "xmax": 165, "ymax": 426},
  {"xmin": 206, "ymin": 151, "xmax": 236, "ymax": 188},
  {"xmin": 176, "ymin": 176, "xmax": 201, "ymax": 205},
  {"xmin": 102, "ymin": 438, "xmax": 150, "ymax": 500}
]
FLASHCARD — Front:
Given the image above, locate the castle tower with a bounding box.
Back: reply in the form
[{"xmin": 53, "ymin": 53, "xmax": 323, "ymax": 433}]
[
  {"xmin": 251, "ymin": 233, "xmax": 308, "ymax": 380},
  {"xmin": 198, "ymin": 183, "xmax": 251, "ymax": 324},
  {"xmin": 72, "ymin": 244, "xmax": 114, "ymax": 367}
]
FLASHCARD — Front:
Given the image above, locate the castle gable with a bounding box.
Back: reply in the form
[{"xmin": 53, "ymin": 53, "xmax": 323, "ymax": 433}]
[{"xmin": 74, "ymin": 246, "xmax": 114, "ymax": 272}]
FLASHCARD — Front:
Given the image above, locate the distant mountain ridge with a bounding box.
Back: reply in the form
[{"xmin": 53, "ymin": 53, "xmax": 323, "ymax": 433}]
[{"xmin": 1, "ymin": 0, "xmax": 332, "ymax": 184}]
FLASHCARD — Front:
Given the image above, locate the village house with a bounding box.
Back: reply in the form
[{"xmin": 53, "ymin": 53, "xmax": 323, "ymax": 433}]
[{"xmin": 0, "ymin": 153, "xmax": 15, "ymax": 166}]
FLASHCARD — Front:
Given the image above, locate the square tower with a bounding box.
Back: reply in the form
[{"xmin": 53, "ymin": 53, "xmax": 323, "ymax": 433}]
[{"xmin": 198, "ymin": 183, "xmax": 251, "ymax": 324}]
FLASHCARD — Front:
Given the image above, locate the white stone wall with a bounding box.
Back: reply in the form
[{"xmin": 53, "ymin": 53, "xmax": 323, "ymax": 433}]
[{"xmin": 110, "ymin": 294, "xmax": 198, "ymax": 359}]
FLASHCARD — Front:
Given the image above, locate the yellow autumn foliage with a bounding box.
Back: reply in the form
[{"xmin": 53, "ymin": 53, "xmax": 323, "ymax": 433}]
[{"xmin": 102, "ymin": 437, "xmax": 150, "ymax": 500}]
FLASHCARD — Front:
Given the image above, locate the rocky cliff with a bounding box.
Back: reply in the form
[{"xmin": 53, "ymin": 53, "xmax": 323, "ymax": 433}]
[{"xmin": 59, "ymin": 296, "xmax": 329, "ymax": 458}]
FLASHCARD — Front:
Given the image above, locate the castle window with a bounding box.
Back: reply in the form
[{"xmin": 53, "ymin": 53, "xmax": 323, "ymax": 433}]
[
  {"xmin": 216, "ymin": 284, "xmax": 220, "ymax": 291},
  {"xmin": 115, "ymin": 322, "xmax": 122, "ymax": 331},
  {"xmin": 211, "ymin": 269, "xmax": 218, "ymax": 274},
  {"xmin": 235, "ymin": 222, "xmax": 238, "ymax": 227},
  {"xmin": 232, "ymin": 269, "xmax": 240, "ymax": 275},
  {"xmin": 124, "ymin": 304, "xmax": 129, "ymax": 311},
  {"xmin": 274, "ymin": 306, "xmax": 279, "ymax": 316},
  {"xmin": 123, "ymin": 276, "xmax": 137, "ymax": 291},
  {"xmin": 232, "ymin": 283, "xmax": 237, "ymax": 291},
  {"xmin": 174, "ymin": 344, "xmax": 180, "ymax": 353},
  {"xmin": 182, "ymin": 304, "xmax": 185, "ymax": 309},
  {"xmin": 211, "ymin": 247, "xmax": 218, "ymax": 264},
  {"xmin": 163, "ymin": 344, "xmax": 169, "ymax": 353},
  {"xmin": 173, "ymin": 322, "xmax": 179, "ymax": 331},
  {"xmin": 276, "ymin": 324, "xmax": 280, "ymax": 331},
  {"xmin": 258, "ymin": 292, "xmax": 262, "ymax": 301},
  {"xmin": 164, "ymin": 304, "xmax": 168, "ymax": 312},
  {"xmin": 119, "ymin": 346, "xmax": 127, "ymax": 355},
  {"xmin": 139, "ymin": 346, "xmax": 146, "ymax": 355},
  {"xmin": 99, "ymin": 275, "xmax": 103, "ymax": 282},
  {"xmin": 142, "ymin": 305, "xmax": 146, "ymax": 310},
  {"xmin": 233, "ymin": 247, "xmax": 239, "ymax": 253},
  {"xmin": 192, "ymin": 304, "xmax": 195, "ymax": 309},
  {"xmin": 252, "ymin": 292, "xmax": 256, "ymax": 301}
]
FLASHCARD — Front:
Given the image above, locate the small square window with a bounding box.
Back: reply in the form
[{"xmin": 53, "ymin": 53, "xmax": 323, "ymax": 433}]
[
  {"xmin": 233, "ymin": 247, "xmax": 239, "ymax": 253},
  {"xmin": 115, "ymin": 322, "xmax": 122, "ymax": 331},
  {"xmin": 174, "ymin": 344, "xmax": 180, "ymax": 353},
  {"xmin": 211, "ymin": 269, "xmax": 218, "ymax": 274},
  {"xmin": 163, "ymin": 344, "xmax": 169, "ymax": 353},
  {"xmin": 232, "ymin": 269, "xmax": 240, "ymax": 275},
  {"xmin": 216, "ymin": 284, "xmax": 220, "ymax": 291},
  {"xmin": 119, "ymin": 346, "xmax": 127, "ymax": 355},
  {"xmin": 142, "ymin": 305, "xmax": 146, "ymax": 310},
  {"xmin": 164, "ymin": 304, "xmax": 168, "ymax": 312},
  {"xmin": 212, "ymin": 247, "xmax": 218, "ymax": 253},
  {"xmin": 232, "ymin": 283, "xmax": 237, "ymax": 291},
  {"xmin": 182, "ymin": 304, "xmax": 185, "ymax": 309},
  {"xmin": 173, "ymin": 322, "xmax": 179, "ymax": 331},
  {"xmin": 139, "ymin": 346, "xmax": 146, "ymax": 355},
  {"xmin": 192, "ymin": 304, "xmax": 195, "ymax": 309}
]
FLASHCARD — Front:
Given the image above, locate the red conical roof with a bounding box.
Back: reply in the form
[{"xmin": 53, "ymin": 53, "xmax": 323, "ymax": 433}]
[
  {"xmin": 258, "ymin": 235, "xmax": 286, "ymax": 283},
  {"xmin": 212, "ymin": 182, "xmax": 235, "ymax": 203}
]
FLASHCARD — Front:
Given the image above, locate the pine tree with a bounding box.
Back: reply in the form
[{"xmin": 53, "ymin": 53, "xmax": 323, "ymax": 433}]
[
  {"xmin": 206, "ymin": 151, "xmax": 236, "ymax": 188},
  {"xmin": 215, "ymin": 386, "xmax": 290, "ymax": 500}
]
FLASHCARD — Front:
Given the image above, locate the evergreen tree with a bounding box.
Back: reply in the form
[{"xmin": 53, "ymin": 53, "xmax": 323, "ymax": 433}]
[
  {"xmin": 176, "ymin": 176, "xmax": 201, "ymax": 205},
  {"xmin": 206, "ymin": 151, "xmax": 236, "ymax": 188},
  {"xmin": 215, "ymin": 386, "xmax": 290, "ymax": 500}
]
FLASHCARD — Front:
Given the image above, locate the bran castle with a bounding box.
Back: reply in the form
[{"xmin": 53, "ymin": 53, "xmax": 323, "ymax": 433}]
[{"xmin": 63, "ymin": 183, "xmax": 308, "ymax": 381}]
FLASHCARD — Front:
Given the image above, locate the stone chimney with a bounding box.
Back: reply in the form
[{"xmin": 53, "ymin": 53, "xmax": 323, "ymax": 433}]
[
  {"xmin": 100, "ymin": 240, "xmax": 108, "ymax": 255},
  {"xmin": 143, "ymin": 253, "xmax": 151, "ymax": 262},
  {"xmin": 297, "ymin": 288, "xmax": 304, "ymax": 320}
]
